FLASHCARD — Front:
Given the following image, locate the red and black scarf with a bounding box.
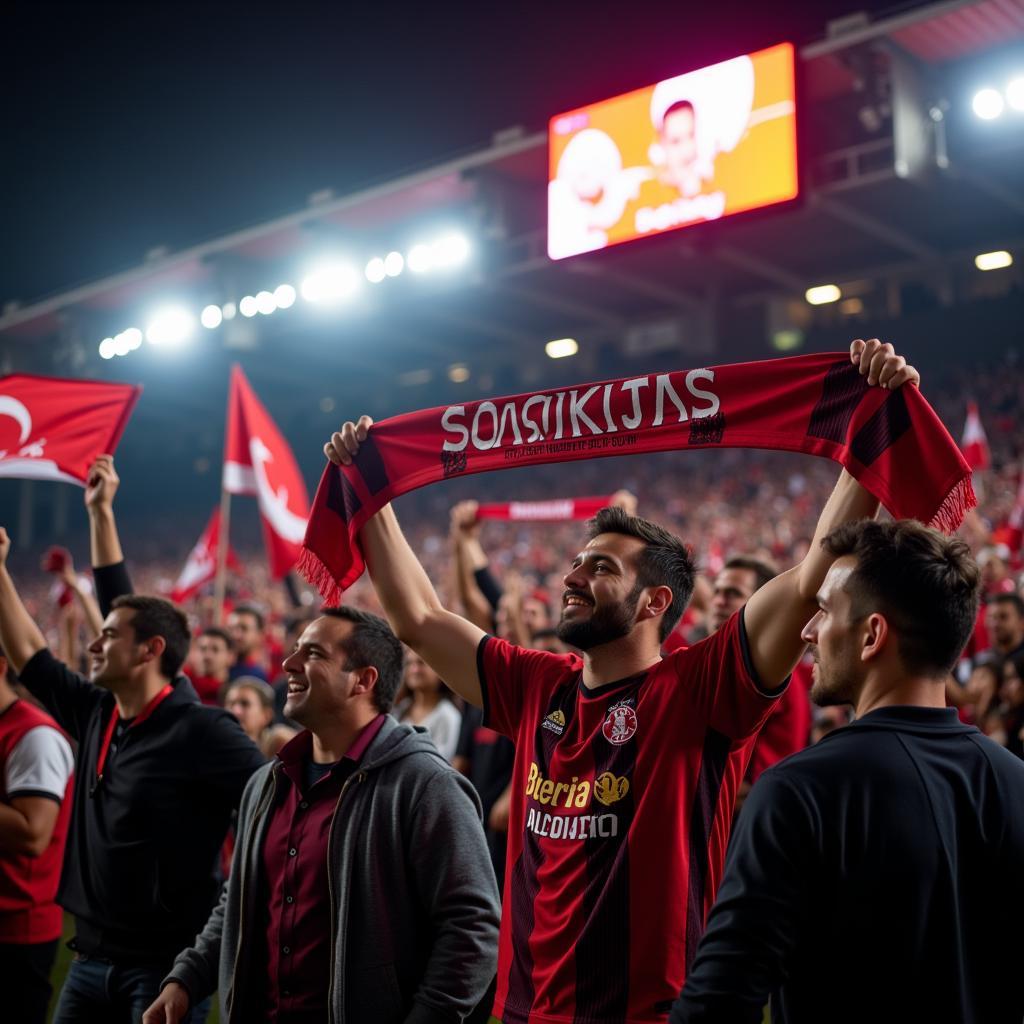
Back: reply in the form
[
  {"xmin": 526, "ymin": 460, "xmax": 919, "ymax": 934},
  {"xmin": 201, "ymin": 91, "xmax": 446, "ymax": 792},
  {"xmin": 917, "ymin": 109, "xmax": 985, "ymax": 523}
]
[{"xmin": 299, "ymin": 352, "xmax": 975, "ymax": 603}]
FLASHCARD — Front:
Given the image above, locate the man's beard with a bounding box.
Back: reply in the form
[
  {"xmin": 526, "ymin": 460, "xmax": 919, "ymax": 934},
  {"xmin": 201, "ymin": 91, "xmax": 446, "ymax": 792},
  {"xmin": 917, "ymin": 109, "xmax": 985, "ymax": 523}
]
[
  {"xmin": 809, "ymin": 651, "xmax": 859, "ymax": 708},
  {"xmin": 556, "ymin": 583, "xmax": 642, "ymax": 651}
]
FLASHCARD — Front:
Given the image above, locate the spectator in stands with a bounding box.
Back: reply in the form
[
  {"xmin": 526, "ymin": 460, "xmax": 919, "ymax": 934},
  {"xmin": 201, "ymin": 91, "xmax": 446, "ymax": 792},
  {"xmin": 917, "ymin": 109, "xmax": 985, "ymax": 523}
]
[
  {"xmin": 395, "ymin": 650, "xmax": 462, "ymax": 761},
  {"xmin": 984, "ymin": 593, "xmax": 1024, "ymax": 660},
  {"xmin": 224, "ymin": 676, "xmax": 295, "ymax": 759},
  {"xmin": 0, "ymin": 643, "xmax": 74, "ymax": 1024},
  {"xmin": 0, "ymin": 524, "xmax": 265, "ymax": 1024},
  {"xmin": 672, "ymin": 519, "xmax": 1024, "ymax": 1024},
  {"xmin": 146, "ymin": 607, "xmax": 499, "ymax": 1024},
  {"xmin": 708, "ymin": 556, "xmax": 811, "ymax": 811},
  {"xmin": 995, "ymin": 652, "xmax": 1024, "ymax": 758},
  {"xmin": 227, "ymin": 604, "xmax": 268, "ymax": 681},
  {"xmin": 187, "ymin": 627, "xmax": 234, "ymax": 706}
]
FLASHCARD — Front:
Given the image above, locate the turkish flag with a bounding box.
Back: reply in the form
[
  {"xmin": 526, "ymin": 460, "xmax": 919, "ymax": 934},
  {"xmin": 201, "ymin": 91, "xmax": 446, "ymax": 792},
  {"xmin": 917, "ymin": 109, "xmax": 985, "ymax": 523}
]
[
  {"xmin": 170, "ymin": 507, "xmax": 240, "ymax": 604},
  {"xmin": 960, "ymin": 401, "xmax": 991, "ymax": 472},
  {"xmin": 0, "ymin": 374, "xmax": 140, "ymax": 485},
  {"xmin": 223, "ymin": 365, "xmax": 309, "ymax": 579}
]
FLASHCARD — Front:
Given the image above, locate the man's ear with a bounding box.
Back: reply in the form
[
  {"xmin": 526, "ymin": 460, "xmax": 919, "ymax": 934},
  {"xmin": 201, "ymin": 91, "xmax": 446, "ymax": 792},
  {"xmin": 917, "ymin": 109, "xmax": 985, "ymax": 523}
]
[
  {"xmin": 352, "ymin": 665, "xmax": 380, "ymax": 698},
  {"xmin": 138, "ymin": 635, "xmax": 168, "ymax": 668},
  {"xmin": 640, "ymin": 585, "xmax": 673, "ymax": 623},
  {"xmin": 860, "ymin": 613, "xmax": 889, "ymax": 662}
]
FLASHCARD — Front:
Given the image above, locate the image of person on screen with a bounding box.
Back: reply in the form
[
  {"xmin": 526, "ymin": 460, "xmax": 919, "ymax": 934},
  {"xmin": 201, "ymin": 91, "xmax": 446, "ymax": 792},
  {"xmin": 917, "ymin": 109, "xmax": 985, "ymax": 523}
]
[{"xmin": 656, "ymin": 99, "xmax": 701, "ymax": 198}]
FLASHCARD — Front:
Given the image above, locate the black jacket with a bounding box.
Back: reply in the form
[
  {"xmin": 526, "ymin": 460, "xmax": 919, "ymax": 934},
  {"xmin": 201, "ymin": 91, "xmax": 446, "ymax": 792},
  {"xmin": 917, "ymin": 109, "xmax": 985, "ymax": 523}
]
[
  {"xmin": 674, "ymin": 706, "xmax": 1024, "ymax": 1024},
  {"xmin": 19, "ymin": 648, "xmax": 265, "ymax": 965}
]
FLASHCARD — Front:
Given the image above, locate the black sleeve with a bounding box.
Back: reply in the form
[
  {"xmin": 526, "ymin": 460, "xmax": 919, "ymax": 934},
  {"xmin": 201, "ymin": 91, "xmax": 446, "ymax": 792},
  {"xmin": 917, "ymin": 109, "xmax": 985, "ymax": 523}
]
[
  {"xmin": 670, "ymin": 770, "xmax": 817, "ymax": 1024},
  {"xmin": 197, "ymin": 708, "xmax": 269, "ymax": 807},
  {"xmin": 472, "ymin": 566, "xmax": 503, "ymax": 614},
  {"xmin": 17, "ymin": 648, "xmax": 105, "ymax": 742},
  {"xmin": 456, "ymin": 705, "xmax": 483, "ymax": 761},
  {"xmin": 93, "ymin": 560, "xmax": 133, "ymax": 618}
]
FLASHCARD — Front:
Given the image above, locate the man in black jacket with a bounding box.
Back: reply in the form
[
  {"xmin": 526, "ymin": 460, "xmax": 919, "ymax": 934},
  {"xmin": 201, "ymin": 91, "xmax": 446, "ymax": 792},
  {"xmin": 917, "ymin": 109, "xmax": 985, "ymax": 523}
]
[
  {"xmin": 672, "ymin": 519, "xmax": 1024, "ymax": 1024},
  {"xmin": 0, "ymin": 520, "xmax": 265, "ymax": 1023}
]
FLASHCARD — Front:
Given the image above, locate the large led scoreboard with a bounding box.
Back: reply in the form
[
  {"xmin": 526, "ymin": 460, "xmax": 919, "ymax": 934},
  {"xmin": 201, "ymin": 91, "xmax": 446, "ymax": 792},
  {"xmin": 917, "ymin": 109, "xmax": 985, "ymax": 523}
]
[{"xmin": 548, "ymin": 42, "xmax": 799, "ymax": 260}]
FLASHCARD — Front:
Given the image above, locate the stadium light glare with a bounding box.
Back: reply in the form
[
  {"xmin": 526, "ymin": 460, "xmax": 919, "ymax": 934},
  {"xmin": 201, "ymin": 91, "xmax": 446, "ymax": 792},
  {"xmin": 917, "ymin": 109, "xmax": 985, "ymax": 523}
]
[
  {"xmin": 200, "ymin": 304, "xmax": 223, "ymax": 329},
  {"xmin": 300, "ymin": 263, "xmax": 360, "ymax": 304},
  {"xmin": 384, "ymin": 251, "xmax": 404, "ymax": 277},
  {"xmin": 119, "ymin": 327, "xmax": 143, "ymax": 351},
  {"xmin": 975, "ymin": 250, "xmax": 1013, "ymax": 271},
  {"xmin": 365, "ymin": 257, "xmax": 387, "ymax": 284},
  {"xmin": 448, "ymin": 363, "xmax": 470, "ymax": 383},
  {"xmin": 239, "ymin": 295, "xmax": 259, "ymax": 318},
  {"xmin": 1007, "ymin": 77, "xmax": 1024, "ymax": 112},
  {"xmin": 972, "ymin": 87, "xmax": 1004, "ymax": 120},
  {"xmin": 145, "ymin": 306, "xmax": 195, "ymax": 346},
  {"xmin": 407, "ymin": 244, "xmax": 434, "ymax": 273},
  {"xmin": 99, "ymin": 338, "xmax": 116, "ymax": 359},
  {"xmin": 805, "ymin": 284, "xmax": 841, "ymax": 305},
  {"xmin": 545, "ymin": 338, "xmax": 579, "ymax": 359},
  {"xmin": 274, "ymin": 283, "xmax": 297, "ymax": 309},
  {"xmin": 222, "ymin": 301, "xmax": 237, "ymax": 321},
  {"xmin": 433, "ymin": 233, "xmax": 471, "ymax": 267},
  {"xmin": 256, "ymin": 290, "xmax": 277, "ymax": 315}
]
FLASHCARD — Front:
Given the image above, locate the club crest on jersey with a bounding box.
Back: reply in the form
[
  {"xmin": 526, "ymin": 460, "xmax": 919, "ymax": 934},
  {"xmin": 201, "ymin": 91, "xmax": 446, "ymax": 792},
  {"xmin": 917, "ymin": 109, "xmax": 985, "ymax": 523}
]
[
  {"xmin": 593, "ymin": 771, "xmax": 630, "ymax": 806},
  {"xmin": 542, "ymin": 710, "xmax": 566, "ymax": 736},
  {"xmin": 602, "ymin": 702, "xmax": 638, "ymax": 745}
]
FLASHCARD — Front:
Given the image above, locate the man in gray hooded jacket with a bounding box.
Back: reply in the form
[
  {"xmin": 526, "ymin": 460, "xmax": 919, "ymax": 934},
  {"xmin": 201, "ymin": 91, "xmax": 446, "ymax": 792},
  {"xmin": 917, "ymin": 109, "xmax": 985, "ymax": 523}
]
[{"xmin": 143, "ymin": 606, "xmax": 500, "ymax": 1024}]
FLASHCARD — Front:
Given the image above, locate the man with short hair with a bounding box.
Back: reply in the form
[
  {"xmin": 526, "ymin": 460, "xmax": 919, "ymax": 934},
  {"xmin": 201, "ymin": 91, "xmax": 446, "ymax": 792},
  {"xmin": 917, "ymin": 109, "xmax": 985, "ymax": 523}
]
[
  {"xmin": 325, "ymin": 339, "xmax": 919, "ymax": 1022},
  {"xmin": 0, "ymin": 643, "xmax": 74, "ymax": 1024},
  {"xmin": 984, "ymin": 592, "xmax": 1024, "ymax": 660},
  {"xmin": 0, "ymin": 527, "xmax": 265, "ymax": 1023},
  {"xmin": 227, "ymin": 604, "xmax": 268, "ymax": 681},
  {"xmin": 188, "ymin": 627, "xmax": 234, "ymax": 706},
  {"xmin": 145, "ymin": 606, "xmax": 500, "ymax": 1024},
  {"xmin": 672, "ymin": 519, "xmax": 1024, "ymax": 1024}
]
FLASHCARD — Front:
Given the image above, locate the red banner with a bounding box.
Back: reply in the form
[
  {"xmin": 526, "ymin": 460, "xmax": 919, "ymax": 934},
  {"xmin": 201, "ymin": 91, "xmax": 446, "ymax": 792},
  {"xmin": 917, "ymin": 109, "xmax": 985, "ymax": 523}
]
[
  {"xmin": 0, "ymin": 374, "xmax": 140, "ymax": 485},
  {"xmin": 170, "ymin": 507, "xmax": 240, "ymax": 604},
  {"xmin": 960, "ymin": 401, "xmax": 991, "ymax": 472},
  {"xmin": 223, "ymin": 365, "xmax": 309, "ymax": 579},
  {"xmin": 475, "ymin": 496, "xmax": 616, "ymax": 522}
]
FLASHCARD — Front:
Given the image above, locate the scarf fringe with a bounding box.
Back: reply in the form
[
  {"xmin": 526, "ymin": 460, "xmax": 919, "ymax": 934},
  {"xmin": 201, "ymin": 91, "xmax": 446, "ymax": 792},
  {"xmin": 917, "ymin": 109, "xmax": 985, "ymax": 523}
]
[
  {"xmin": 929, "ymin": 474, "xmax": 977, "ymax": 535},
  {"xmin": 296, "ymin": 546, "xmax": 345, "ymax": 606}
]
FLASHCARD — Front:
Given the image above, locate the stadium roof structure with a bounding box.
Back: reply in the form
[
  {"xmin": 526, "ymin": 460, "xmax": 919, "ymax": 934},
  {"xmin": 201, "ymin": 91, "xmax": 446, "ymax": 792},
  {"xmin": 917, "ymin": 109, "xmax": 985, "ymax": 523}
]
[{"xmin": 2, "ymin": 0, "xmax": 1023, "ymax": 413}]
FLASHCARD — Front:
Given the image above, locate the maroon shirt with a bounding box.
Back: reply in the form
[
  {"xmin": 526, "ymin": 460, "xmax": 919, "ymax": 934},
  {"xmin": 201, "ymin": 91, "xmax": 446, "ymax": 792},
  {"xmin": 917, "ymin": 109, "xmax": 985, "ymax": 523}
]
[{"xmin": 260, "ymin": 715, "xmax": 386, "ymax": 1023}]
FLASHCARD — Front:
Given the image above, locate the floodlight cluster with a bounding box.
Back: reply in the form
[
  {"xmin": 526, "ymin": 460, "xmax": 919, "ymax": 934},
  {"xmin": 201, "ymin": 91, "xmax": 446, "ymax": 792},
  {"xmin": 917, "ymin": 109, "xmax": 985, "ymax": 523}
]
[
  {"xmin": 972, "ymin": 77, "xmax": 1024, "ymax": 120},
  {"xmin": 96, "ymin": 231, "xmax": 472, "ymax": 359}
]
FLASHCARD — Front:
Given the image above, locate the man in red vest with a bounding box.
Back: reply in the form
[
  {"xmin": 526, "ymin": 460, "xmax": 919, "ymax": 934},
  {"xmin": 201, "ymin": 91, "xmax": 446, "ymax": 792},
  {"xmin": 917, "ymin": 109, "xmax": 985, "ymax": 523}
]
[{"xmin": 0, "ymin": 643, "xmax": 74, "ymax": 1024}]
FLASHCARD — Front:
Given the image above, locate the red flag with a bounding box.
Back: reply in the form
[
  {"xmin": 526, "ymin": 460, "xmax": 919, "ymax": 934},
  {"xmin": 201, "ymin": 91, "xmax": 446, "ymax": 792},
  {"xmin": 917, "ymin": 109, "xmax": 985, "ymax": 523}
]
[
  {"xmin": 170, "ymin": 508, "xmax": 240, "ymax": 604},
  {"xmin": 0, "ymin": 374, "xmax": 140, "ymax": 485},
  {"xmin": 475, "ymin": 495, "xmax": 617, "ymax": 522},
  {"xmin": 960, "ymin": 401, "xmax": 990, "ymax": 472},
  {"xmin": 223, "ymin": 365, "xmax": 309, "ymax": 579}
]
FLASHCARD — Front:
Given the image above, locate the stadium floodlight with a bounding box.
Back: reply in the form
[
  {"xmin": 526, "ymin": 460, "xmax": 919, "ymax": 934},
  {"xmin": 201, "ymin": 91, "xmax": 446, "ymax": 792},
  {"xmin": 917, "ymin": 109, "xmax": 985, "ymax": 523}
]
[
  {"xmin": 407, "ymin": 244, "xmax": 434, "ymax": 273},
  {"xmin": 145, "ymin": 306, "xmax": 195, "ymax": 346},
  {"xmin": 300, "ymin": 262, "xmax": 360, "ymax": 304},
  {"xmin": 545, "ymin": 338, "xmax": 579, "ymax": 359},
  {"xmin": 274, "ymin": 283, "xmax": 297, "ymax": 309},
  {"xmin": 1007, "ymin": 77, "xmax": 1024, "ymax": 112},
  {"xmin": 222, "ymin": 301, "xmax": 237, "ymax": 321},
  {"xmin": 432, "ymin": 232, "xmax": 471, "ymax": 267},
  {"xmin": 200, "ymin": 304, "xmax": 223, "ymax": 329},
  {"xmin": 99, "ymin": 338, "xmax": 116, "ymax": 359},
  {"xmin": 972, "ymin": 87, "xmax": 1004, "ymax": 120},
  {"xmin": 448, "ymin": 363, "xmax": 470, "ymax": 383},
  {"xmin": 256, "ymin": 290, "xmax": 277, "ymax": 315},
  {"xmin": 384, "ymin": 251, "xmax": 404, "ymax": 277},
  {"xmin": 239, "ymin": 295, "xmax": 259, "ymax": 318},
  {"xmin": 119, "ymin": 327, "xmax": 143, "ymax": 351},
  {"xmin": 975, "ymin": 250, "xmax": 1013, "ymax": 271},
  {"xmin": 365, "ymin": 257, "xmax": 387, "ymax": 284},
  {"xmin": 805, "ymin": 284, "xmax": 841, "ymax": 305}
]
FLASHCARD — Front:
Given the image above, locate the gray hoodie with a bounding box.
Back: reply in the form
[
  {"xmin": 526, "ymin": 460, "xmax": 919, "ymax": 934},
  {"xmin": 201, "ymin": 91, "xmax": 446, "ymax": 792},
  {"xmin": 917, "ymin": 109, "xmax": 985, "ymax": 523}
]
[{"xmin": 164, "ymin": 716, "xmax": 500, "ymax": 1024}]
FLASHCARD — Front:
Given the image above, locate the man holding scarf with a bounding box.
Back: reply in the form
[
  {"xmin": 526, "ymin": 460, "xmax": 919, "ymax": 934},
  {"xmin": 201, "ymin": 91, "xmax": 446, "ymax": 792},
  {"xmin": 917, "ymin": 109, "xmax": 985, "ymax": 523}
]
[{"xmin": 321, "ymin": 339, "xmax": 925, "ymax": 1024}]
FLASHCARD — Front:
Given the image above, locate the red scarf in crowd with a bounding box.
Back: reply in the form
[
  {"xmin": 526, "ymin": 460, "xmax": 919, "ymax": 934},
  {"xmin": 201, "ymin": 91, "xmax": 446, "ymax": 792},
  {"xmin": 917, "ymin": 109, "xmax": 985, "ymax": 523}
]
[
  {"xmin": 475, "ymin": 496, "xmax": 616, "ymax": 522},
  {"xmin": 298, "ymin": 352, "xmax": 975, "ymax": 603}
]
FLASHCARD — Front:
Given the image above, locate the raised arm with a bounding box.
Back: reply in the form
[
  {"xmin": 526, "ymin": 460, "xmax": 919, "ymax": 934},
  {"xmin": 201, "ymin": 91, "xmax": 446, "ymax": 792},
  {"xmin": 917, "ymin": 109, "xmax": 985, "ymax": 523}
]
[
  {"xmin": 0, "ymin": 528, "xmax": 47, "ymax": 673},
  {"xmin": 450, "ymin": 501, "xmax": 500, "ymax": 632},
  {"xmin": 59, "ymin": 554, "xmax": 104, "ymax": 637},
  {"xmin": 743, "ymin": 339, "xmax": 920, "ymax": 689},
  {"xmin": 326, "ymin": 419, "xmax": 487, "ymax": 707},
  {"xmin": 85, "ymin": 455, "xmax": 134, "ymax": 615}
]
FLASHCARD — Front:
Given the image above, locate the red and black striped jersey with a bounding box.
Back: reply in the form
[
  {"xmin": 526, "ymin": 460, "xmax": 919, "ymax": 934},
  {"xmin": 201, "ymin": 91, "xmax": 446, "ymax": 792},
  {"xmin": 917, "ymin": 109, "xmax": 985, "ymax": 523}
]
[{"xmin": 479, "ymin": 610, "xmax": 782, "ymax": 1024}]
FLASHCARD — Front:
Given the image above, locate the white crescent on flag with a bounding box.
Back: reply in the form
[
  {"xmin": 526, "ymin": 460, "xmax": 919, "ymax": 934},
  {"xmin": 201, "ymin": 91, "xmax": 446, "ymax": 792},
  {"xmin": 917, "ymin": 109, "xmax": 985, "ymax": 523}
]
[{"xmin": 250, "ymin": 436, "xmax": 309, "ymax": 543}]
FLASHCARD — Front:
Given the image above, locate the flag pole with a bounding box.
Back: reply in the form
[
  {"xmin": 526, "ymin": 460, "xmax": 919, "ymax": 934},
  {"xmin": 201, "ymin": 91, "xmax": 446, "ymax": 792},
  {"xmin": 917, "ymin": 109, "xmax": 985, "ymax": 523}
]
[{"xmin": 213, "ymin": 485, "xmax": 232, "ymax": 626}]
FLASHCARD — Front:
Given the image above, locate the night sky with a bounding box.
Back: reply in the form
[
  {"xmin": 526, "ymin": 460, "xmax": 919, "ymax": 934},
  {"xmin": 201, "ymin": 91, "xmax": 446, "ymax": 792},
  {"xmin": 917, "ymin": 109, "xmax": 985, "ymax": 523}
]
[{"xmin": 2, "ymin": 0, "xmax": 900, "ymax": 309}]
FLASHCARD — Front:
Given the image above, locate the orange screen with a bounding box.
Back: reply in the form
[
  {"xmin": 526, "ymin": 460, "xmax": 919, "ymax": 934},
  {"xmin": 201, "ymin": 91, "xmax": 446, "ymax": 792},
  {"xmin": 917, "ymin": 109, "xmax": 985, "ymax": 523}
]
[{"xmin": 547, "ymin": 42, "xmax": 798, "ymax": 260}]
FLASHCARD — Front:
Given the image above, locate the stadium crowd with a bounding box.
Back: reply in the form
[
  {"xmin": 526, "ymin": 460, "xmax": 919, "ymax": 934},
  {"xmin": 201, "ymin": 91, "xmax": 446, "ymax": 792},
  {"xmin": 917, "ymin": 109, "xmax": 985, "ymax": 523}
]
[{"xmin": 1, "ymin": 342, "xmax": 1022, "ymax": 1023}]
